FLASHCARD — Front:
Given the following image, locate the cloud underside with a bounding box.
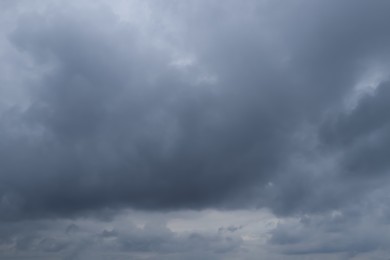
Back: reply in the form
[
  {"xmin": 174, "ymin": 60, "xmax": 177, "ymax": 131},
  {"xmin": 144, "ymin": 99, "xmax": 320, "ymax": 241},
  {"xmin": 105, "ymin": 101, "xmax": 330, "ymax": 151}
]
[{"xmin": 1, "ymin": 0, "xmax": 390, "ymax": 259}]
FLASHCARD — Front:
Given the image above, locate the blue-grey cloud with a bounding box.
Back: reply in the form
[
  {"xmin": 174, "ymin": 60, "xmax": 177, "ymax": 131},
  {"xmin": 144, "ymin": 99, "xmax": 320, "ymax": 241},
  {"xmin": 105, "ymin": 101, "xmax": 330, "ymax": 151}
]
[{"xmin": 1, "ymin": 0, "xmax": 390, "ymax": 259}]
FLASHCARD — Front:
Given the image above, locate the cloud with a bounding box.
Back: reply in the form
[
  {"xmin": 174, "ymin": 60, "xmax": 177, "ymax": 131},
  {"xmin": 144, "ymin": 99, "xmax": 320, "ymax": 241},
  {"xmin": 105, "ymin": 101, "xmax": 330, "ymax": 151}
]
[
  {"xmin": 320, "ymin": 82, "xmax": 390, "ymax": 175},
  {"xmin": 1, "ymin": 0, "xmax": 390, "ymax": 259},
  {"xmin": 0, "ymin": 212, "xmax": 244, "ymax": 260},
  {"xmin": 1, "ymin": 0, "xmax": 293, "ymax": 219},
  {"xmin": 268, "ymin": 199, "xmax": 390, "ymax": 257}
]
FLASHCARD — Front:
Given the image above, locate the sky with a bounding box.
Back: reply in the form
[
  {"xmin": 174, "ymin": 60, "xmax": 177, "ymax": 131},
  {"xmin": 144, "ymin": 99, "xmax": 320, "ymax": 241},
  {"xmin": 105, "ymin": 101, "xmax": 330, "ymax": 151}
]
[{"xmin": 1, "ymin": 0, "xmax": 390, "ymax": 259}]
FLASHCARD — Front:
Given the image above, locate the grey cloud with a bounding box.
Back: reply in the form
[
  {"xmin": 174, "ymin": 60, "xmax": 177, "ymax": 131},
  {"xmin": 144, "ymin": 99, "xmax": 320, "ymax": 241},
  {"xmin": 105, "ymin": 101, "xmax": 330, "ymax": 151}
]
[
  {"xmin": 268, "ymin": 201, "xmax": 390, "ymax": 257},
  {"xmin": 1, "ymin": 0, "xmax": 390, "ymax": 220},
  {"xmin": 1, "ymin": 1, "xmax": 292, "ymax": 219},
  {"xmin": 2, "ymin": 0, "xmax": 390, "ymax": 258},
  {"xmin": 0, "ymin": 216, "xmax": 242, "ymax": 260},
  {"xmin": 320, "ymin": 82, "xmax": 390, "ymax": 175}
]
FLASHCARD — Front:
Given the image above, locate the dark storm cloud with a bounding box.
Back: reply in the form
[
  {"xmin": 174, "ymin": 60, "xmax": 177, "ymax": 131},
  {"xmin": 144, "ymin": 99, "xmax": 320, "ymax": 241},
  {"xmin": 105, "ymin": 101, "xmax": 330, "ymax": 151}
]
[
  {"xmin": 2, "ymin": 2, "xmax": 390, "ymax": 258},
  {"xmin": 1, "ymin": 1, "xmax": 294, "ymax": 220},
  {"xmin": 0, "ymin": 0, "xmax": 390, "ymax": 259},
  {"xmin": 320, "ymin": 82, "xmax": 390, "ymax": 175}
]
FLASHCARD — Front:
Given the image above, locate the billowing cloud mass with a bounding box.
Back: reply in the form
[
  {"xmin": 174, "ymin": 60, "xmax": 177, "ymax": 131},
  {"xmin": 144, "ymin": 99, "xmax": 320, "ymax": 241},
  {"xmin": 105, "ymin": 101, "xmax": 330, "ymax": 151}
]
[{"xmin": 1, "ymin": 0, "xmax": 390, "ymax": 259}]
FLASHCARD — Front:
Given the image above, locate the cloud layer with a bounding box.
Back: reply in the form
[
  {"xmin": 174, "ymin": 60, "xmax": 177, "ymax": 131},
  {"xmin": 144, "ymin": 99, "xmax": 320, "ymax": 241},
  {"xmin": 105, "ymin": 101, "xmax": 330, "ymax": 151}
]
[{"xmin": 1, "ymin": 0, "xmax": 390, "ymax": 259}]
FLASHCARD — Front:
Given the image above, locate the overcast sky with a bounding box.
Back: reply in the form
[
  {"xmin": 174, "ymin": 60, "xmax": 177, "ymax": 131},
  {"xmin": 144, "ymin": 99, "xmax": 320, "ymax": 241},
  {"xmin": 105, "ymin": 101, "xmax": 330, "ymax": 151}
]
[{"xmin": 1, "ymin": 0, "xmax": 390, "ymax": 259}]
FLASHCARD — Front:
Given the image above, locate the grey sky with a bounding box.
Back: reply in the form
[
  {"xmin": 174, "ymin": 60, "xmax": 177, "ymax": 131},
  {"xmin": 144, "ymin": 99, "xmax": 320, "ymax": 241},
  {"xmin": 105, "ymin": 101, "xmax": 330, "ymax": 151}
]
[{"xmin": 1, "ymin": 0, "xmax": 390, "ymax": 259}]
